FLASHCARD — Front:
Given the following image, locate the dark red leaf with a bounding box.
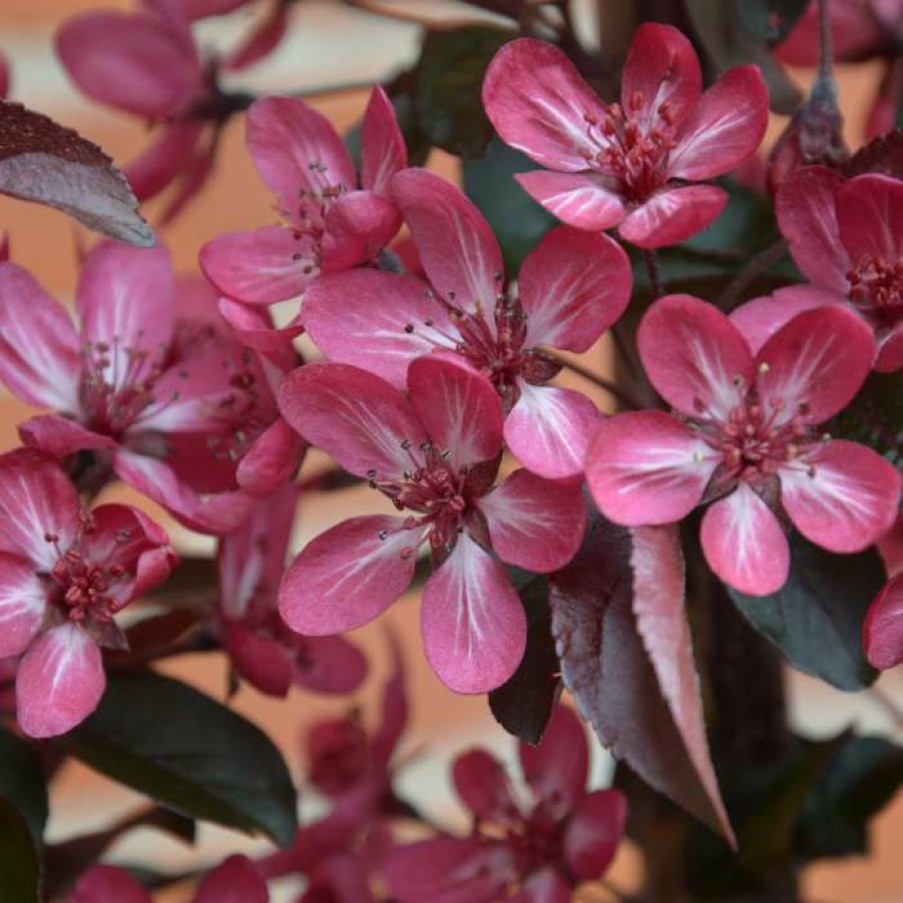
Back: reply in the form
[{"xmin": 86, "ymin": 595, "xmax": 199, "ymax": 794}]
[
  {"xmin": 0, "ymin": 101, "xmax": 153, "ymax": 246},
  {"xmin": 549, "ymin": 516, "xmax": 735, "ymax": 846},
  {"xmin": 843, "ymin": 128, "xmax": 903, "ymax": 179}
]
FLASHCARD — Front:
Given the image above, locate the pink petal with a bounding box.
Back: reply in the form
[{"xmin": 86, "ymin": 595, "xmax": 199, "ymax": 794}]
[
  {"xmin": 321, "ymin": 190, "xmax": 402, "ymax": 271},
  {"xmin": 755, "ymin": 305, "xmax": 874, "ymax": 426},
  {"xmin": 668, "ymin": 66, "xmax": 768, "ymax": 180},
  {"xmin": 384, "ymin": 837, "xmax": 515, "ymax": 903},
  {"xmin": 780, "ymin": 440, "xmax": 902, "ymax": 553},
  {"xmin": 519, "ymin": 227, "xmax": 631, "ymax": 351},
  {"xmin": 777, "ymin": 0, "xmax": 883, "ymax": 64},
  {"xmin": 563, "ymin": 788, "xmax": 627, "ymax": 880},
  {"xmin": 835, "ymin": 173, "xmax": 903, "ymax": 264},
  {"xmin": 585, "ymin": 411, "xmax": 718, "ymax": 526},
  {"xmin": 217, "ymin": 298, "xmax": 303, "ymax": 360},
  {"xmin": 247, "ymin": 96, "xmax": 355, "ymax": 216},
  {"xmin": 876, "ymin": 326, "xmax": 903, "ymax": 373},
  {"xmin": 479, "ymin": 468, "xmax": 586, "ymax": 572},
  {"xmin": 0, "ymin": 264, "xmax": 81, "ymax": 410},
  {"xmin": 113, "ymin": 451, "xmax": 256, "ymax": 535},
  {"xmin": 515, "ymin": 171, "xmax": 626, "ymax": 231},
  {"xmin": 76, "ymin": 242, "xmax": 176, "ymax": 395},
  {"xmin": 618, "ymin": 185, "xmax": 727, "ymax": 248},
  {"xmin": 0, "ymin": 553, "xmax": 46, "ymax": 658},
  {"xmin": 222, "ymin": 2, "xmax": 289, "ymax": 70},
  {"xmin": 194, "ymin": 855, "xmax": 268, "ymax": 903},
  {"xmin": 638, "ymin": 294, "xmax": 754, "ymax": 421},
  {"xmin": 278, "ymin": 363, "xmax": 426, "ymax": 479},
  {"xmin": 16, "ymin": 623, "xmax": 105, "ymax": 738},
  {"xmin": 482, "ymin": 37, "xmax": 609, "ymax": 172},
  {"xmin": 70, "ymin": 866, "xmax": 151, "ymax": 903},
  {"xmin": 290, "ymin": 634, "xmax": 368, "ymax": 694},
  {"xmin": 224, "ymin": 623, "xmax": 293, "ymax": 696},
  {"xmin": 392, "ymin": 169, "xmax": 504, "ymax": 316},
  {"xmin": 125, "ymin": 121, "xmax": 204, "ymax": 202},
  {"xmin": 775, "ymin": 166, "xmax": 849, "ymax": 293},
  {"xmin": 302, "ymin": 269, "xmax": 455, "ymax": 387},
  {"xmin": 56, "ymin": 11, "xmax": 201, "ymax": 119},
  {"xmin": 453, "ymin": 748, "xmax": 520, "ymax": 823},
  {"xmin": 0, "ymin": 448, "xmax": 80, "ymax": 569},
  {"xmin": 863, "ymin": 574, "xmax": 903, "ymax": 670},
  {"xmin": 408, "ymin": 355, "xmax": 503, "ymax": 469},
  {"xmin": 505, "ymin": 383, "xmax": 601, "ymax": 480},
  {"xmin": 278, "ymin": 515, "xmax": 420, "ymax": 635},
  {"xmin": 421, "ymin": 534, "xmax": 526, "ymax": 693},
  {"xmin": 200, "ymin": 226, "xmax": 315, "ymax": 305},
  {"xmin": 19, "ymin": 414, "xmax": 117, "ymax": 458},
  {"xmin": 509, "ymin": 869, "xmax": 570, "ymax": 903},
  {"xmin": 361, "ymin": 86, "xmax": 407, "ymax": 194},
  {"xmin": 621, "ymin": 23, "xmax": 702, "ymax": 132},
  {"xmin": 236, "ymin": 418, "xmax": 303, "ymax": 496},
  {"xmin": 518, "ymin": 704, "xmax": 588, "ymax": 817},
  {"xmin": 700, "ymin": 485, "xmax": 790, "ymax": 595},
  {"xmin": 729, "ymin": 284, "xmax": 841, "ymax": 356}
]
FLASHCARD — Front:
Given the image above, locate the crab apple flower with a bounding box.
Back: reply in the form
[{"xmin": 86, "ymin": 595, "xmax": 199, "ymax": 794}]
[
  {"xmin": 0, "ymin": 243, "xmax": 299, "ymax": 534},
  {"xmin": 0, "ymin": 51, "xmax": 10, "ymax": 99},
  {"xmin": 0, "ymin": 449, "xmax": 175, "ymax": 738},
  {"xmin": 70, "ymin": 855, "xmax": 268, "ymax": 903},
  {"xmin": 303, "ymin": 168, "xmax": 630, "ymax": 479},
  {"xmin": 863, "ymin": 515, "xmax": 903, "ymax": 670},
  {"xmin": 277, "ymin": 357, "xmax": 587, "ymax": 693},
  {"xmin": 57, "ymin": 2, "xmax": 230, "ymax": 220},
  {"xmin": 481, "ymin": 25, "xmax": 769, "ymax": 248},
  {"xmin": 384, "ymin": 705, "xmax": 627, "ymax": 903},
  {"xmin": 218, "ymin": 482, "xmax": 367, "ymax": 696},
  {"xmin": 738, "ymin": 166, "xmax": 903, "ymax": 372},
  {"xmin": 200, "ymin": 86, "xmax": 406, "ymax": 306},
  {"xmin": 586, "ymin": 295, "xmax": 901, "ymax": 596},
  {"xmin": 777, "ymin": 0, "xmax": 903, "ymax": 140}
]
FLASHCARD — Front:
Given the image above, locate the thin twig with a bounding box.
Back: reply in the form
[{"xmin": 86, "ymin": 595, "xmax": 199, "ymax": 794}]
[
  {"xmin": 716, "ymin": 239, "xmax": 788, "ymax": 310},
  {"xmin": 817, "ymin": 0, "xmax": 834, "ymax": 82},
  {"xmin": 643, "ymin": 248, "xmax": 664, "ymax": 299},
  {"xmin": 547, "ymin": 351, "xmax": 644, "ymax": 410}
]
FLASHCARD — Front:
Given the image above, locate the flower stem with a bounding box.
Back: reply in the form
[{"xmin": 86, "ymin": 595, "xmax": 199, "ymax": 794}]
[
  {"xmin": 716, "ymin": 239, "xmax": 787, "ymax": 310},
  {"xmin": 643, "ymin": 248, "xmax": 664, "ymax": 299},
  {"xmin": 547, "ymin": 351, "xmax": 644, "ymax": 410}
]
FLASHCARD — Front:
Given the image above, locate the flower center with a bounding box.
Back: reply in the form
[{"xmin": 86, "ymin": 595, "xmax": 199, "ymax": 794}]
[
  {"xmin": 581, "ymin": 93, "xmax": 677, "ymax": 202},
  {"xmin": 79, "ymin": 337, "xmax": 168, "ymax": 437},
  {"xmin": 847, "ymin": 255, "xmax": 903, "ymax": 330},
  {"xmin": 285, "ymin": 160, "xmax": 349, "ymax": 276},
  {"xmin": 44, "ymin": 513, "xmax": 132, "ymax": 623}
]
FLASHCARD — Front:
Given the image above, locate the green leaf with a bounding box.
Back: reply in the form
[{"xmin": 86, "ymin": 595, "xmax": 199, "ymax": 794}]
[
  {"xmin": 0, "ymin": 797, "xmax": 40, "ymax": 903},
  {"xmin": 795, "ymin": 734, "xmax": 903, "ymax": 860},
  {"xmin": 413, "ymin": 26, "xmax": 513, "ymax": 157},
  {"xmin": 462, "ymin": 137, "xmax": 556, "ymax": 274},
  {"xmin": 0, "ymin": 728, "xmax": 47, "ymax": 845},
  {"xmin": 59, "ymin": 671, "xmax": 298, "ymax": 846},
  {"xmin": 489, "ymin": 574, "xmax": 561, "ymax": 744},
  {"xmin": 727, "ymin": 534, "xmax": 885, "ymax": 690}
]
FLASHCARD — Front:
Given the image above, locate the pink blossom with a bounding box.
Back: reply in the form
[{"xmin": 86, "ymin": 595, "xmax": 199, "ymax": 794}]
[
  {"xmin": 0, "ymin": 244, "xmax": 300, "ymax": 534},
  {"xmin": 200, "ymin": 87, "xmax": 406, "ymax": 305},
  {"xmin": 56, "ymin": 2, "xmax": 228, "ymax": 220},
  {"xmin": 70, "ymin": 854, "xmax": 267, "ymax": 903},
  {"xmin": 863, "ymin": 515, "xmax": 903, "ymax": 670},
  {"xmin": 736, "ymin": 166, "xmax": 903, "ymax": 373},
  {"xmin": 586, "ymin": 295, "xmax": 901, "ymax": 596},
  {"xmin": 777, "ymin": 0, "xmax": 903, "ymax": 140},
  {"xmin": 384, "ymin": 705, "xmax": 627, "ymax": 903},
  {"xmin": 481, "ymin": 25, "xmax": 768, "ymax": 248},
  {"xmin": 0, "ymin": 449, "xmax": 175, "ymax": 738},
  {"xmin": 303, "ymin": 168, "xmax": 630, "ymax": 479},
  {"xmin": 218, "ymin": 483, "xmax": 367, "ymax": 696},
  {"xmin": 277, "ymin": 356, "xmax": 587, "ymax": 692}
]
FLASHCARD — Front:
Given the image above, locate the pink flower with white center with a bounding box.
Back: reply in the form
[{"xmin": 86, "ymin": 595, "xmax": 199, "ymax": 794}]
[
  {"xmin": 218, "ymin": 482, "xmax": 367, "ymax": 697},
  {"xmin": 586, "ymin": 294, "xmax": 902, "ymax": 596},
  {"xmin": 303, "ymin": 168, "xmax": 631, "ymax": 479},
  {"xmin": 200, "ymin": 87, "xmax": 406, "ymax": 306},
  {"xmin": 481, "ymin": 25, "xmax": 769, "ymax": 248},
  {"xmin": 0, "ymin": 243, "xmax": 300, "ymax": 534},
  {"xmin": 56, "ymin": 1, "xmax": 228, "ymax": 221},
  {"xmin": 0, "ymin": 449, "xmax": 175, "ymax": 738},
  {"xmin": 734, "ymin": 166, "xmax": 903, "ymax": 373},
  {"xmin": 70, "ymin": 854, "xmax": 268, "ymax": 903},
  {"xmin": 863, "ymin": 515, "xmax": 903, "ymax": 670},
  {"xmin": 277, "ymin": 357, "xmax": 587, "ymax": 692},
  {"xmin": 384, "ymin": 705, "xmax": 627, "ymax": 903}
]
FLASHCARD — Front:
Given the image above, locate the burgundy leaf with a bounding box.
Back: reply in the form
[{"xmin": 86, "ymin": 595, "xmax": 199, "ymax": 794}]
[
  {"xmin": 0, "ymin": 101, "xmax": 153, "ymax": 246},
  {"xmin": 842, "ymin": 129, "xmax": 903, "ymax": 180},
  {"xmin": 549, "ymin": 515, "xmax": 735, "ymax": 846}
]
